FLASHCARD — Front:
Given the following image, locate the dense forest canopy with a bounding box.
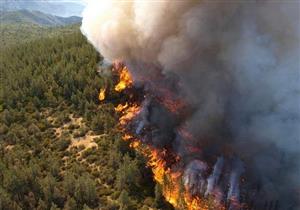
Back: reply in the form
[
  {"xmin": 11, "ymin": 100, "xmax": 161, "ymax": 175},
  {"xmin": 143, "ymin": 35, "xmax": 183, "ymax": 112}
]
[{"xmin": 0, "ymin": 25, "xmax": 173, "ymax": 210}]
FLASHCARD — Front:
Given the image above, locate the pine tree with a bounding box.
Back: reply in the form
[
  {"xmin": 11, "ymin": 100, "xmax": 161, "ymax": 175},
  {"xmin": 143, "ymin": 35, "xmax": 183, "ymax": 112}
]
[
  {"xmin": 50, "ymin": 202, "xmax": 60, "ymax": 210},
  {"xmin": 36, "ymin": 199, "xmax": 47, "ymax": 210},
  {"xmin": 118, "ymin": 190, "xmax": 130, "ymax": 210},
  {"xmin": 63, "ymin": 196, "xmax": 77, "ymax": 210},
  {"xmin": 154, "ymin": 183, "xmax": 164, "ymax": 208}
]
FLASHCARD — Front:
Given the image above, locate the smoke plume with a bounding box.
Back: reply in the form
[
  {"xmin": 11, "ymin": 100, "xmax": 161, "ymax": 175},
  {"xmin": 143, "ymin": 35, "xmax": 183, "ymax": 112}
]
[{"xmin": 81, "ymin": 1, "xmax": 300, "ymax": 209}]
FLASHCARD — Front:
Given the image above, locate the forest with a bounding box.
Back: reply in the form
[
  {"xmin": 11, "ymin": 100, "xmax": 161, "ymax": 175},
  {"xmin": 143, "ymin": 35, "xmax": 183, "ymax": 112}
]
[{"xmin": 0, "ymin": 25, "xmax": 173, "ymax": 210}]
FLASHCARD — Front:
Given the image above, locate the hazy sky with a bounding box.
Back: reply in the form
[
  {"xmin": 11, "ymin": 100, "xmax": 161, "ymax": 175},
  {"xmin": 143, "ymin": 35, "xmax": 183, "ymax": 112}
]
[{"xmin": 50, "ymin": 0, "xmax": 86, "ymax": 4}]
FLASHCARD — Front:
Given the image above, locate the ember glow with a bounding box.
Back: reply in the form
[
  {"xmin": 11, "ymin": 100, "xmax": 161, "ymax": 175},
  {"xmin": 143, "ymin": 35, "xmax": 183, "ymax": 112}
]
[
  {"xmin": 98, "ymin": 88, "xmax": 106, "ymax": 101},
  {"xmin": 82, "ymin": 1, "xmax": 300, "ymax": 209},
  {"xmin": 108, "ymin": 63, "xmax": 230, "ymax": 210},
  {"xmin": 114, "ymin": 103, "xmax": 128, "ymax": 113},
  {"xmin": 119, "ymin": 104, "xmax": 140, "ymax": 126},
  {"xmin": 113, "ymin": 64, "xmax": 133, "ymax": 92}
]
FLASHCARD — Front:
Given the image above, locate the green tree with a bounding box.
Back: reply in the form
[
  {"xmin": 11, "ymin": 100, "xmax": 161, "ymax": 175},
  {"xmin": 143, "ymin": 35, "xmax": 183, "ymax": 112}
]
[
  {"xmin": 50, "ymin": 202, "xmax": 60, "ymax": 210},
  {"xmin": 63, "ymin": 173, "xmax": 76, "ymax": 197},
  {"xmin": 83, "ymin": 204, "xmax": 93, "ymax": 210},
  {"xmin": 154, "ymin": 183, "xmax": 164, "ymax": 208},
  {"xmin": 36, "ymin": 199, "xmax": 47, "ymax": 210},
  {"xmin": 63, "ymin": 196, "xmax": 77, "ymax": 210},
  {"xmin": 74, "ymin": 175, "xmax": 97, "ymax": 208},
  {"xmin": 118, "ymin": 190, "xmax": 130, "ymax": 210},
  {"xmin": 115, "ymin": 155, "xmax": 141, "ymax": 194},
  {"xmin": 40, "ymin": 175, "xmax": 56, "ymax": 207}
]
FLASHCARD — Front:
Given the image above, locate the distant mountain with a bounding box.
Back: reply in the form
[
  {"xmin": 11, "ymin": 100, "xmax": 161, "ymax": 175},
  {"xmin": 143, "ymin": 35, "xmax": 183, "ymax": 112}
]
[
  {"xmin": 0, "ymin": 10, "xmax": 82, "ymax": 26},
  {"xmin": 0, "ymin": 0, "xmax": 84, "ymax": 17}
]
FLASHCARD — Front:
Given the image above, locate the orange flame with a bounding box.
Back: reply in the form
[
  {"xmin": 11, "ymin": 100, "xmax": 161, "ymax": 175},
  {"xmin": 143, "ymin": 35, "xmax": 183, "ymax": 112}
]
[
  {"xmin": 122, "ymin": 134, "xmax": 133, "ymax": 141},
  {"xmin": 119, "ymin": 104, "xmax": 140, "ymax": 126},
  {"xmin": 130, "ymin": 141, "xmax": 140, "ymax": 148},
  {"xmin": 114, "ymin": 66, "xmax": 133, "ymax": 92},
  {"xmin": 103, "ymin": 62, "xmax": 226, "ymax": 210},
  {"xmin": 148, "ymin": 149, "xmax": 168, "ymax": 183},
  {"xmin": 99, "ymin": 88, "xmax": 106, "ymax": 101},
  {"xmin": 115, "ymin": 103, "xmax": 129, "ymax": 112}
]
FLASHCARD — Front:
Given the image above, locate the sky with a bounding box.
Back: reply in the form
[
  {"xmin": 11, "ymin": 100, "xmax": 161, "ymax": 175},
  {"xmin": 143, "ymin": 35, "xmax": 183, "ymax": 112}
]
[{"xmin": 45, "ymin": 0, "xmax": 86, "ymax": 5}]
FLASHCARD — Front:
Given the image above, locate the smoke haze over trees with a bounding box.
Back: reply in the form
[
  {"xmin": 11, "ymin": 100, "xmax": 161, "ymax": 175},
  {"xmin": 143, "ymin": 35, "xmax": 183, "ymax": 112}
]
[
  {"xmin": 0, "ymin": 1, "xmax": 299, "ymax": 209},
  {"xmin": 81, "ymin": 1, "xmax": 300, "ymax": 209}
]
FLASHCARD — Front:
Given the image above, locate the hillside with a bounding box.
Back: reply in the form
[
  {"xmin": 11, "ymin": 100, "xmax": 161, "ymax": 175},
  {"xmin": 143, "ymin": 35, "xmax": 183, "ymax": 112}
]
[
  {"xmin": 0, "ymin": 0, "xmax": 84, "ymax": 17},
  {"xmin": 0, "ymin": 26, "xmax": 172, "ymax": 210},
  {"xmin": 0, "ymin": 23, "xmax": 79, "ymax": 49},
  {"xmin": 0, "ymin": 10, "xmax": 81, "ymax": 26},
  {"xmin": 0, "ymin": 9, "xmax": 81, "ymax": 49}
]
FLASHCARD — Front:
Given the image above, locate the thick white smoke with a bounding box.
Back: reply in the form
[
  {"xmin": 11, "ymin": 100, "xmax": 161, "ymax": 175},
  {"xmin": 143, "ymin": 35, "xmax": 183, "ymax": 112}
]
[{"xmin": 81, "ymin": 0, "xmax": 300, "ymax": 208}]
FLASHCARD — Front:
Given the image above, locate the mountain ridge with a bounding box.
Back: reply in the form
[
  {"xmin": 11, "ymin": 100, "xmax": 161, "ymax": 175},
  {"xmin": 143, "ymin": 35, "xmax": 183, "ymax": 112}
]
[
  {"xmin": 0, "ymin": 10, "xmax": 82, "ymax": 26},
  {"xmin": 0, "ymin": 0, "xmax": 84, "ymax": 17}
]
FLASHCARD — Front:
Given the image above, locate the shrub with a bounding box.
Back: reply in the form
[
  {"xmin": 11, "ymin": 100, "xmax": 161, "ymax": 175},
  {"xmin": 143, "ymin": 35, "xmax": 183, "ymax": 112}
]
[
  {"xmin": 73, "ymin": 127, "xmax": 87, "ymax": 138},
  {"xmin": 53, "ymin": 138, "xmax": 71, "ymax": 151}
]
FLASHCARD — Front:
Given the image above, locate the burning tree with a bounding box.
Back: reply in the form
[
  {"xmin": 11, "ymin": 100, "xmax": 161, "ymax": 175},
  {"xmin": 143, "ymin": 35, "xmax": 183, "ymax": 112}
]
[
  {"xmin": 81, "ymin": 1, "xmax": 300, "ymax": 210},
  {"xmin": 99, "ymin": 63, "xmax": 245, "ymax": 210}
]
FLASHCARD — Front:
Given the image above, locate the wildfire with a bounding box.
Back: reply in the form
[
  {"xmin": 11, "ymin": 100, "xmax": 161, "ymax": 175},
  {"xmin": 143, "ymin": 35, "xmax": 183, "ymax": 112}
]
[
  {"xmin": 114, "ymin": 66, "xmax": 133, "ymax": 92},
  {"xmin": 119, "ymin": 104, "xmax": 140, "ymax": 125},
  {"xmin": 129, "ymin": 141, "xmax": 140, "ymax": 149},
  {"xmin": 122, "ymin": 134, "xmax": 133, "ymax": 141},
  {"xmin": 148, "ymin": 149, "xmax": 168, "ymax": 183},
  {"xmin": 160, "ymin": 97, "xmax": 187, "ymax": 114},
  {"xmin": 114, "ymin": 103, "xmax": 128, "ymax": 112},
  {"xmin": 105, "ymin": 62, "xmax": 226, "ymax": 210},
  {"xmin": 98, "ymin": 88, "xmax": 106, "ymax": 101}
]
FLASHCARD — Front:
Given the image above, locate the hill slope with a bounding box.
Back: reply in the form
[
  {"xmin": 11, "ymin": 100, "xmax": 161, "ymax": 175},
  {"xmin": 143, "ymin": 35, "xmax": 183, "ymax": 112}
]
[
  {"xmin": 0, "ymin": 0, "xmax": 84, "ymax": 17},
  {"xmin": 0, "ymin": 10, "xmax": 81, "ymax": 26},
  {"xmin": 0, "ymin": 23, "xmax": 79, "ymax": 49},
  {"xmin": 0, "ymin": 27, "xmax": 173, "ymax": 210}
]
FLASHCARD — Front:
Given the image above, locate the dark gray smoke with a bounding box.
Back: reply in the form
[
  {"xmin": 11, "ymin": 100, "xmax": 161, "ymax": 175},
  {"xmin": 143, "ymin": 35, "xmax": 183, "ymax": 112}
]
[{"xmin": 81, "ymin": 1, "xmax": 300, "ymax": 209}]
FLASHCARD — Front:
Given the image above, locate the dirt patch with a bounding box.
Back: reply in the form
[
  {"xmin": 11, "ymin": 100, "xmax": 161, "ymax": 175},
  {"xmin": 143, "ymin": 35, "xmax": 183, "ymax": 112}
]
[
  {"xmin": 69, "ymin": 114, "xmax": 83, "ymax": 126},
  {"xmin": 54, "ymin": 127, "xmax": 63, "ymax": 137},
  {"xmin": 69, "ymin": 132, "xmax": 100, "ymax": 151},
  {"xmin": 5, "ymin": 145, "xmax": 15, "ymax": 151}
]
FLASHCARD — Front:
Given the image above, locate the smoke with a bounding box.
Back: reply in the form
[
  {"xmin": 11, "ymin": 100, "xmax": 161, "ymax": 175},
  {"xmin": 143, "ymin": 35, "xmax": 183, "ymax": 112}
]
[{"xmin": 81, "ymin": 0, "xmax": 300, "ymax": 209}]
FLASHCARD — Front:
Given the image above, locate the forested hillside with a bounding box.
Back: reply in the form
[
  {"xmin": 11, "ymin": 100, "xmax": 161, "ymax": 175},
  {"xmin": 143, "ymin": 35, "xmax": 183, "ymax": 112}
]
[
  {"xmin": 0, "ymin": 27, "xmax": 172, "ymax": 210},
  {"xmin": 0, "ymin": 10, "xmax": 80, "ymax": 49},
  {"xmin": 0, "ymin": 10, "xmax": 81, "ymax": 26},
  {"xmin": 0, "ymin": 23, "xmax": 78, "ymax": 49},
  {"xmin": 0, "ymin": 0, "xmax": 84, "ymax": 17}
]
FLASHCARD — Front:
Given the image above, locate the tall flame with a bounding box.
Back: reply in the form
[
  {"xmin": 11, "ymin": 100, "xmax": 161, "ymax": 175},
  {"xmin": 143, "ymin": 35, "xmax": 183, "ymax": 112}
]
[
  {"xmin": 107, "ymin": 63, "xmax": 226, "ymax": 210},
  {"xmin": 119, "ymin": 104, "xmax": 141, "ymax": 126},
  {"xmin": 114, "ymin": 66, "xmax": 133, "ymax": 92}
]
